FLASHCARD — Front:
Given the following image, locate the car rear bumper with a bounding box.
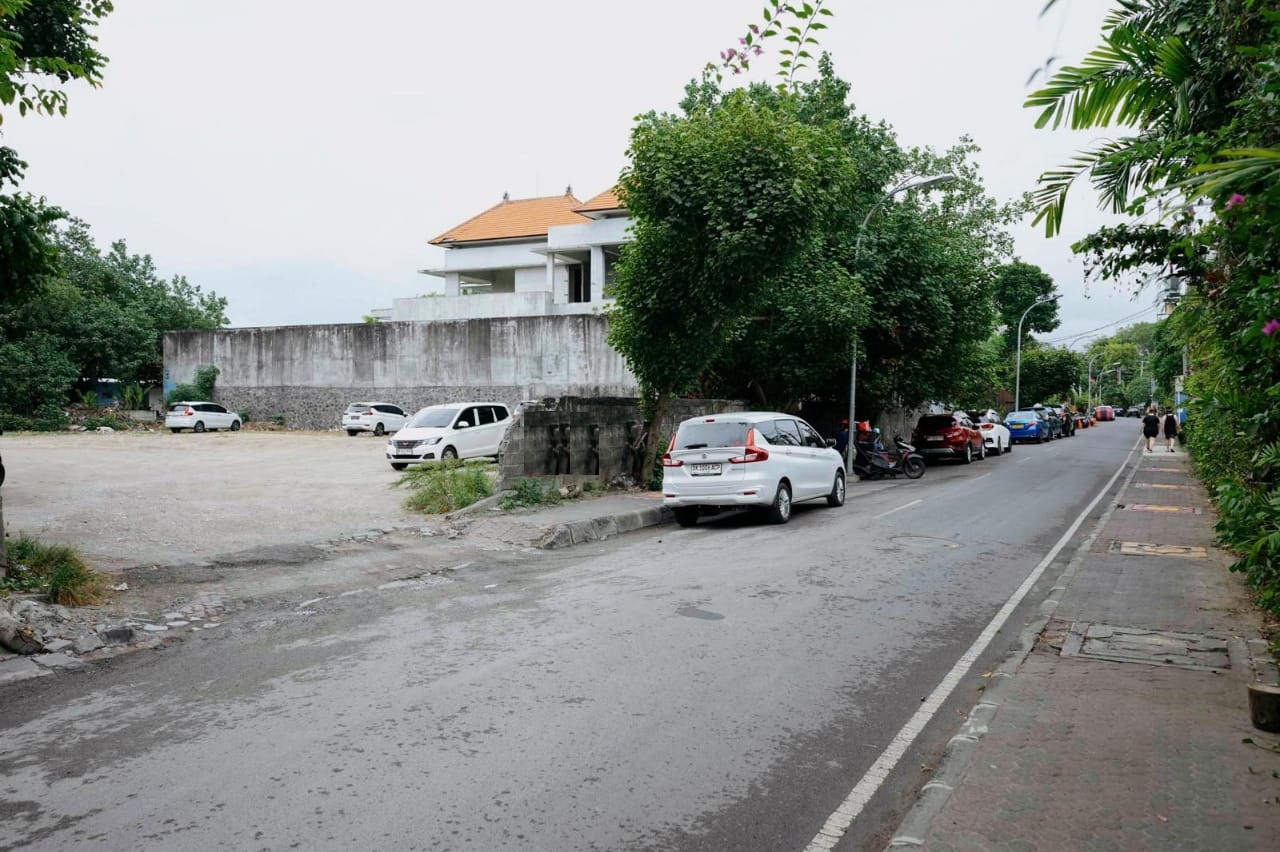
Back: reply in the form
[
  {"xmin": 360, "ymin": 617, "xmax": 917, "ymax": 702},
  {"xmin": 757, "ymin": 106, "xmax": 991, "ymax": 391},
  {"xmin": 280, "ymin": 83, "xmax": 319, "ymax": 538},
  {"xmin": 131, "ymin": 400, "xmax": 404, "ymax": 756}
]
[
  {"xmin": 917, "ymin": 446, "xmax": 960, "ymax": 457},
  {"xmin": 663, "ymin": 470, "xmax": 774, "ymax": 508}
]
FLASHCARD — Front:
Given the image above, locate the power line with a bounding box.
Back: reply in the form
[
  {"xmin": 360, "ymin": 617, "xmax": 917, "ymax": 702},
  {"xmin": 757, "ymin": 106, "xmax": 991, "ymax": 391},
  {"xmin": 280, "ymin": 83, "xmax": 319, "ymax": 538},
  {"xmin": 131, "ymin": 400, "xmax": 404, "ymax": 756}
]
[{"xmin": 1037, "ymin": 302, "xmax": 1161, "ymax": 345}]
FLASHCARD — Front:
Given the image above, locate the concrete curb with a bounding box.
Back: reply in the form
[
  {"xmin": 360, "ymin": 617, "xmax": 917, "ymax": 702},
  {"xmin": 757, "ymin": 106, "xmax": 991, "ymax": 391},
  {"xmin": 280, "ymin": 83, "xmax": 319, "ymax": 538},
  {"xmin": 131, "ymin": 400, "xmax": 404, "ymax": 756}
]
[
  {"xmin": 537, "ymin": 505, "xmax": 672, "ymax": 549},
  {"xmin": 886, "ymin": 445, "xmax": 1145, "ymax": 850},
  {"xmin": 443, "ymin": 491, "xmax": 508, "ymax": 521}
]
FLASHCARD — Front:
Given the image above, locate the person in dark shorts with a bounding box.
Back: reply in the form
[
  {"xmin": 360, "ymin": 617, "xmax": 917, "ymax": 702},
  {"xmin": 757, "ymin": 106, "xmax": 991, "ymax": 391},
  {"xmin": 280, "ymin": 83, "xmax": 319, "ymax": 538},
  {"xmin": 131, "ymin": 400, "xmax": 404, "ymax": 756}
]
[
  {"xmin": 1141, "ymin": 407, "xmax": 1160, "ymax": 452},
  {"xmin": 1162, "ymin": 408, "xmax": 1179, "ymax": 452}
]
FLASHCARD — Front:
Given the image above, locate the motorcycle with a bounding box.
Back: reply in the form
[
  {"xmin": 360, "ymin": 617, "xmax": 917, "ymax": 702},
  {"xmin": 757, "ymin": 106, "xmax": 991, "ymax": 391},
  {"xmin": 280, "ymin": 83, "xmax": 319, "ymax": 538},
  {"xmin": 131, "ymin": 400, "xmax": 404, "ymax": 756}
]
[{"xmin": 851, "ymin": 434, "xmax": 926, "ymax": 480}]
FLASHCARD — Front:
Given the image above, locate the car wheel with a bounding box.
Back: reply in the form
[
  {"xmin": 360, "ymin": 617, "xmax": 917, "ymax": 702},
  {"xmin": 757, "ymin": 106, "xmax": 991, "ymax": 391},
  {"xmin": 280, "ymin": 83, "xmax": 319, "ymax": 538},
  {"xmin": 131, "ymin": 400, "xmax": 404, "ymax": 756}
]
[
  {"xmin": 978, "ymin": 441, "xmax": 987, "ymax": 460},
  {"xmin": 826, "ymin": 472, "xmax": 846, "ymax": 507},
  {"xmin": 441, "ymin": 446, "xmax": 458, "ymax": 461},
  {"xmin": 992, "ymin": 440, "xmax": 1002, "ymax": 456},
  {"xmin": 391, "ymin": 463, "xmax": 408, "ymax": 471},
  {"xmin": 194, "ymin": 421, "xmax": 206, "ymax": 433},
  {"xmin": 765, "ymin": 481, "xmax": 792, "ymax": 524},
  {"xmin": 0, "ymin": 461, "xmax": 5, "ymax": 487},
  {"xmin": 904, "ymin": 457, "xmax": 926, "ymax": 479},
  {"xmin": 673, "ymin": 507, "xmax": 699, "ymax": 527},
  {"xmin": 347, "ymin": 430, "xmax": 359, "ymax": 437},
  {"xmin": 963, "ymin": 443, "xmax": 973, "ymax": 464},
  {"xmin": 230, "ymin": 420, "xmax": 241, "ymax": 432},
  {"xmin": 374, "ymin": 423, "xmax": 385, "ymax": 437},
  {"xmin": 1005, "ymin": 438, "xmax": 1012, "ymax": 453},
  {"xmin": 1037, "ymin": 432, "xmax": 1045, "ymax": 444}
]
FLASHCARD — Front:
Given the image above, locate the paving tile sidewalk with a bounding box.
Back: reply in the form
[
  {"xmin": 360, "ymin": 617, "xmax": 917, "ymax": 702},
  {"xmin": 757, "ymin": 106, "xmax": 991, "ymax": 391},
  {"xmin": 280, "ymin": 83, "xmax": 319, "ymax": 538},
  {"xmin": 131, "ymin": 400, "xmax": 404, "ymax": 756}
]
[{"xmin": 889, "ymin": 447, "xmax": 1280, "ymax": 850}]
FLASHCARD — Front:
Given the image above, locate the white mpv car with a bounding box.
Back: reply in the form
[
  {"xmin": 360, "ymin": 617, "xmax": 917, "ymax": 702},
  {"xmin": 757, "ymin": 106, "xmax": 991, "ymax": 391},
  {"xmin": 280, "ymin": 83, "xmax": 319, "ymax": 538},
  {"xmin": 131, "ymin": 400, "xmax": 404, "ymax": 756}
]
[
  {"xmin": 342, "ymin": 402, "xmax": 408, "ymax": 436},
  {"xmin": 386, "ymin": 402, "xmax": 512, "ymax": 470},
  {"xmin": 166, "ymin": 402, "xmax": 241, "ymax": 433},
  {"xmin": 662, "ymin": 412, "xmax": 846, "ymax": 527}
]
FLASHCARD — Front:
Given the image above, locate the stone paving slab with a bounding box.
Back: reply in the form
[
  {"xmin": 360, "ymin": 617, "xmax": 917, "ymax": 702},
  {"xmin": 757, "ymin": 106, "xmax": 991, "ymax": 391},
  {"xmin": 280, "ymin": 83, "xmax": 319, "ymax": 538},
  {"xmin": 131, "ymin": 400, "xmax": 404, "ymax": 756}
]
[{"xmin": 915, "ymin": 654, "xmax": 1280, "ymax": 851}]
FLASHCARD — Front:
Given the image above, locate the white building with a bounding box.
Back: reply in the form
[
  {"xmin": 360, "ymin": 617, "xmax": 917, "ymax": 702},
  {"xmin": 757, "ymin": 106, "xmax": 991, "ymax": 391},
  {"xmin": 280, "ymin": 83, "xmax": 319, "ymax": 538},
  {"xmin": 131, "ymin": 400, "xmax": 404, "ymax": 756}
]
[{"xmin": 371, "ymin": 187, "xmax": 630, "ymax": 322}]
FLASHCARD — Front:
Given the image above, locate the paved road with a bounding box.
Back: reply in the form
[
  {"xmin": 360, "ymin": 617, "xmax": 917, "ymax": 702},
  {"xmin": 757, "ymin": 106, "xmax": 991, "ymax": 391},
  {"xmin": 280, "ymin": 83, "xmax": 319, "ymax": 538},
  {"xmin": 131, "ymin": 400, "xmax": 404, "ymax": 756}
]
[{"xmin": 1, "ymin": 424, "xmax": 1139, "ymax": 851}]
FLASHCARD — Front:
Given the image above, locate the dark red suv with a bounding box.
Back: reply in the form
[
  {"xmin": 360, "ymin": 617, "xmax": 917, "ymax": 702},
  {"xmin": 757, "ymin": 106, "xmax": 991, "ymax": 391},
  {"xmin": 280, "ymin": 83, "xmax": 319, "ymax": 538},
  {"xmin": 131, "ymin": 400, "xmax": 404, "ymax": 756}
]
[{"xmin": 911, "ymin": 412, "xmax": 985, "ymax": 464}]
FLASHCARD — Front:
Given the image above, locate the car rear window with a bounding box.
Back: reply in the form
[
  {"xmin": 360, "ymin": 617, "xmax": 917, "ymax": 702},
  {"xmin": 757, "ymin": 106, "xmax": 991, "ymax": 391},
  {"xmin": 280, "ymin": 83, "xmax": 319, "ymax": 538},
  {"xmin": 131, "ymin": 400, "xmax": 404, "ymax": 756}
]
[
  {"xmin": 408, "ymin": 408, "xmax": 457, "ymax": 428},
  {"xmin": 674, "ymin": 421, "xmax": 751, "ymax": 449},
  {"xmin": 168, "ymin": 404, "xmax": 189, "ymax": 413},
  {"xmin": 917, "ymin": 415, "xmax": 955, "ymax": 431},
  {"xmin": 346, "ymin": 403, "xmax": 370, "ymax": 413}
]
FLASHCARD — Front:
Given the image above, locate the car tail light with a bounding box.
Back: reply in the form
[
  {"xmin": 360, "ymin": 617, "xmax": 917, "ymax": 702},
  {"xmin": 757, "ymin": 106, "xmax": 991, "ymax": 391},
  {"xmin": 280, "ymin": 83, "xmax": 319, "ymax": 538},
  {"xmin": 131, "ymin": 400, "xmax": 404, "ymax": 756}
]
[
  {"xmin": 728, "ymin": 428, "xmax": 769, "ymax": 464},
  {"xmin": 979, "ymin": 424, "xmax": 993, "ymax": 430},
  {"xmin": 184, "ymin": 407, "xmax": 194, "ymax": 416},
  {"xmin": 661, "ymin": 453, "xmax": 683, "ymax": 467},
  {"xmin": 364, "ymin": 408, "xmax": 374, "ymax": 415}
]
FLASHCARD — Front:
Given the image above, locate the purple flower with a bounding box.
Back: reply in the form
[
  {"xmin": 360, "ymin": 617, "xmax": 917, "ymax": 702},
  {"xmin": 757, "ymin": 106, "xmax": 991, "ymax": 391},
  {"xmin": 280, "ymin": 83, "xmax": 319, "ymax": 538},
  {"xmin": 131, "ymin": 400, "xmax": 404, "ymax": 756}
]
[
  {"xmin": 754, "ymin": 45, "xmax": 763, "ymax": 56},
  {"xmin": 750, "ymin": 24, "xmax": 760, "ymax": 33},
  {"xmin": 739, "ymin": 37, "xmax": 747, "ymax": 46},
  {"xmin": 1264, "ymin": 318, "xmax": 1280, "ymax": 336},
  {"xmin": 1226, "ymin": 192, "xmax": 1246, "ymax": 210}
]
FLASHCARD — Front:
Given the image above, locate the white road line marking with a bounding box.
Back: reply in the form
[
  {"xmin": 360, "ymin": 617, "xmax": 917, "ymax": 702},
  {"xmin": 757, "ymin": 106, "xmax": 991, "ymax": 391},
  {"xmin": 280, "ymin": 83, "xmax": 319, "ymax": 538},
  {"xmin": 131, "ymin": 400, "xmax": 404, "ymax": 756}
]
[
  {"xmin": 970, "ymin": 473, "xmax": 992, "ymax": 482},
  {"xmin": 1016, "ymin": 455, "xmax": 1033, "ymax": 462},
  {"xmin": 804, "ymin": 440, "xmax": 1139, "ymax": 852},
  {"xmin": 873, "ymin": 499, "xmax": 922, "ymax": 520}
]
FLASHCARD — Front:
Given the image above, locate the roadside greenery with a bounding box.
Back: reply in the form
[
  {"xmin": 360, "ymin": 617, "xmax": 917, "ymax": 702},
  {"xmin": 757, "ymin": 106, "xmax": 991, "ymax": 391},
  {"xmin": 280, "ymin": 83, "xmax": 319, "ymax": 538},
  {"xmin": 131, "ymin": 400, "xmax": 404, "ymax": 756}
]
[
  {"xmin": 392, "ymin": 459, "xmax": 495, "ymax": 515},
  {"xmin": 1029, "ymin": 0, "xmax": 1280, "ymax": 611},
  {"xmin": 0, "ymin": 534, "xmax": 105, "ymax": 606}
]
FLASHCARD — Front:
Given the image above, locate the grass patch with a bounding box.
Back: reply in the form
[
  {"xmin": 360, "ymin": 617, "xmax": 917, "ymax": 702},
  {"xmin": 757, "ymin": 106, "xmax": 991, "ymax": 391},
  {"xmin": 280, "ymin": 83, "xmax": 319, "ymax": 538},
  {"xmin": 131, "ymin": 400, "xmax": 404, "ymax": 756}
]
[
  {"xmin": 501, "ymin": 476, "xmax": 606, "ymax": 510},
  {"xmin": 1, "ymin": 535, "xmax": 107, "ymax": 605},
  {"xmin": 393, "ymin": 458, "xmax": 495, "ymax": 514}
]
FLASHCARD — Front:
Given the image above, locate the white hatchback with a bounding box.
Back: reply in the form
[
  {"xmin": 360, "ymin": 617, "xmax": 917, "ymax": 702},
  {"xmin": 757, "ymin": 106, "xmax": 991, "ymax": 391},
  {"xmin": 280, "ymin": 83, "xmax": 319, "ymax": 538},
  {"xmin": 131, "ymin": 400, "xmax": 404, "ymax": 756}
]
[
  {"xmin": 385, "ymin": 402, "xmax": 512, "ymax": 470},
  {"xmin": 166, "ymin": 402, "xmax": 241, "ymax": 433},
  {"xmin": 342, "ymin": 402, "xmax": 408, "ymax": 436},
  {"xmin": 662, "ymin": 412, "xmax": 846, "ymax": 526}
]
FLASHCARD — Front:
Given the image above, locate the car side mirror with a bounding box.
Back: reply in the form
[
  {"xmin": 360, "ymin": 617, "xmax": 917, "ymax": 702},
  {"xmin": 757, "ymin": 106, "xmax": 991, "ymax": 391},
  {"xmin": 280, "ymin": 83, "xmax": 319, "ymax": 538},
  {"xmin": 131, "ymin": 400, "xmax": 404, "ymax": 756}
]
[
  {"xmin": 825, "ymin": 438, "xmax": 836, "ymax": 448},
  {"xmin": 455, "ymin": 421, "xmax": 470, "ymax": 429}
]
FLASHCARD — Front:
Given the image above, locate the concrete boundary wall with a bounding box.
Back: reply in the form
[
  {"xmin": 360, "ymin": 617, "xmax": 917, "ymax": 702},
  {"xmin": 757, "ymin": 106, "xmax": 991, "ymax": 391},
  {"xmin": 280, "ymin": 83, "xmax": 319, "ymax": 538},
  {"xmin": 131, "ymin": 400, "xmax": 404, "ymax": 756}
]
[
  {"xmin": 163, "ymin": 316, "xmax": 638, "ymax": 430},
  {"xmin": 496, "ymin": 396, "xmax": 746, "ymax": 488}
]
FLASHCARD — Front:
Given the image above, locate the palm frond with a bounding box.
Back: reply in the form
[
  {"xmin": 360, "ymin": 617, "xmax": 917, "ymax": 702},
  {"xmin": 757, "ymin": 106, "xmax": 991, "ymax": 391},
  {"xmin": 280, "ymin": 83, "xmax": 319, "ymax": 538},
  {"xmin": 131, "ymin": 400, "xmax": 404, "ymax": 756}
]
[
  {"xmin": 1030, "ymin": 137, "xmax": 1143, "ymax": 236},
  {"xmin": 1182, "ymin": 148, "xmax": 1280, "ymax": 197}
]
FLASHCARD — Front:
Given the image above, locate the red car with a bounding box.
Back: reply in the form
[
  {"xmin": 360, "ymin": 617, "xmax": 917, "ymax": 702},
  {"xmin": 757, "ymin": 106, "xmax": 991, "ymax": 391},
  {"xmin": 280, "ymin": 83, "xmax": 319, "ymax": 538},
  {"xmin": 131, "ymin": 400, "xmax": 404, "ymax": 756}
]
[
  {"xmin": 1096, "ymin": 405, "xmax": 1115, "ymax": 421},
  {"xmin": 912, "ymin": 412, "xmax": 986, "ymax": 464}
]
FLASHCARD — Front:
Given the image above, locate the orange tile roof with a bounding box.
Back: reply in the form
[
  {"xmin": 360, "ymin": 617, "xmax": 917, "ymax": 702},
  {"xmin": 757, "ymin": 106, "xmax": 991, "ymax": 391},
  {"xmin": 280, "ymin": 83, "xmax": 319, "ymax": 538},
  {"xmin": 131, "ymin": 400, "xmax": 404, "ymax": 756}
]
[
  {"xmin": 574, "ymin": 187, "xmax": 625, "ymax": 213},
  {"xmin": 430, "ymin": 193, "xmax": 588, "ymax": 245}
]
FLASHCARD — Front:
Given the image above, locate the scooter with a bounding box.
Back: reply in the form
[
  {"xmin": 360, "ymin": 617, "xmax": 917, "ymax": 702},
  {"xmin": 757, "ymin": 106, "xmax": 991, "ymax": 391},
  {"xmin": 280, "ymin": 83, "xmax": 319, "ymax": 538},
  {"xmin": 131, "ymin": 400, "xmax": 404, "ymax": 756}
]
[{"xmin": 851, "ymin": 435, "xmax": 926, "ymax": 480}]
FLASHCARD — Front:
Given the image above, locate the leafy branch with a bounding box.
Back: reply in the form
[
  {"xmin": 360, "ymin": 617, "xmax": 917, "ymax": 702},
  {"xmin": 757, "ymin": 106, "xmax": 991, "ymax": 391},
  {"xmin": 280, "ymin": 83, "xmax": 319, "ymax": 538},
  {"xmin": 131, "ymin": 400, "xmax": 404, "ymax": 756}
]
[{"xmin": 707, "ymin": 0, "xmax": 835, "ymax": 89}]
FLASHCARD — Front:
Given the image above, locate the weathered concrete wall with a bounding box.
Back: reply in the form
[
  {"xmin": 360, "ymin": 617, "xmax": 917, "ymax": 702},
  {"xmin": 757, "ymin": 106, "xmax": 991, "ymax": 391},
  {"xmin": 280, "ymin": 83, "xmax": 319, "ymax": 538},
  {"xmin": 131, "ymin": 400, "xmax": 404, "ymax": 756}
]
[
  {"xmin": 163, "ymin": 316, "xmax": 638, "ymax": 429},
  {"xmin": 496, "ymin": 396, "xmax": 745, "ymax": 488}
]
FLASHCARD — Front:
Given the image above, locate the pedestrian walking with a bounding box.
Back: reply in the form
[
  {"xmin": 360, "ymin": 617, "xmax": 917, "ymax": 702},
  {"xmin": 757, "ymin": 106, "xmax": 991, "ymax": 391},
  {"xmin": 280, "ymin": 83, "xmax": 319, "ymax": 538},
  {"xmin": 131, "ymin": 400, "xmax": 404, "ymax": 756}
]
[
  {"xmin": 834, "ymin": 419, "xmax": 850, "ymax": 461},
  {"xmin": 1163, "ymin": 408, "xmax": 1179, "ymax": 452},
  {"xmin": 1141, "ymin": 407, "xmax": 1160, "ymax": 452}
]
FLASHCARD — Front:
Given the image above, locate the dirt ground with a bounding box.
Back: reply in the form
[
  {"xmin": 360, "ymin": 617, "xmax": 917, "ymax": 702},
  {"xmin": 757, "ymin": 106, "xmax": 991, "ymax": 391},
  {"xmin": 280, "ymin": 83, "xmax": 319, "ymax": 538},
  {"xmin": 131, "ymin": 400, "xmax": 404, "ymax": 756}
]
[{"xmin": 0, "ymin": 430, "xmax": 418, "ymax": 572}]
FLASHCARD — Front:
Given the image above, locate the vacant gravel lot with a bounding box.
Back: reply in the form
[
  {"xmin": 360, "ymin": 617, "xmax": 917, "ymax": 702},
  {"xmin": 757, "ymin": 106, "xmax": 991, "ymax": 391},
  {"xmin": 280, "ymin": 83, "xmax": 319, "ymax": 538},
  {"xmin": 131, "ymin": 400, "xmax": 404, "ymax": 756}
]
[{"xmin": 0, "ymin": 430, "xmax": 417, "ymax": 571}]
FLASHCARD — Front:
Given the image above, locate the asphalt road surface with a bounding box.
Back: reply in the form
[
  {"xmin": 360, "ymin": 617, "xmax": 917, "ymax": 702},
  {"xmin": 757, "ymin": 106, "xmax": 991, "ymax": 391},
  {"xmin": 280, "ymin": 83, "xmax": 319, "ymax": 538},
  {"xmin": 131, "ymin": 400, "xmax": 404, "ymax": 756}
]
[{"xmin": 1, "ymin": 423, "xmax": 1139, "ymax": 851}]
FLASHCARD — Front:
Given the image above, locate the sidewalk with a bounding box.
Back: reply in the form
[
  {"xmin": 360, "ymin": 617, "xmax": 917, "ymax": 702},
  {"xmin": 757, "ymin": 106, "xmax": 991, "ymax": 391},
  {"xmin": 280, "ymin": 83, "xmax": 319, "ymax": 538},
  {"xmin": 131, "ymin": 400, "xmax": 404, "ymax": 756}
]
[{"xmin": 889, "ymin": 444, "xmax": 1280, "ymax": 850}]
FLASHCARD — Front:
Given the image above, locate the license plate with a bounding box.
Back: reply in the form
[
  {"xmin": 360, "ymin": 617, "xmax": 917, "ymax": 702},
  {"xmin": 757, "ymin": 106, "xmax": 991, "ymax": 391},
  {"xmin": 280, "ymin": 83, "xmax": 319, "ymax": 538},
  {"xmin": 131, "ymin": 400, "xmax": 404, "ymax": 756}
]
[
  {"xmin": 927, "ymin": 436, "xmax": 943, "ymax": 441},
  {"xmin": 689, "ymin": 463, "xmax": 722, "ymax": 476},
  {"xmin": 1010, "ymin": 424, "xmax": 1024, "ymax": 429}
]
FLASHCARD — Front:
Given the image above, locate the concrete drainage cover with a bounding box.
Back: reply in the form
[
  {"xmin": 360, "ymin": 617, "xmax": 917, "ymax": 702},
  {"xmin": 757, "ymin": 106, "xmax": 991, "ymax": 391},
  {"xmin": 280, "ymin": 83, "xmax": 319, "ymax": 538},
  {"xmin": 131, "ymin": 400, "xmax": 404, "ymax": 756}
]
[
  {"xmin": 1061, "ymin": 622, "xmax": 1230, "ymax": 671},
  {"xmin": 1108, "ymin": 540, "xmax": 1209, "ymax": 558},
  {"xmin": 1132, "ymin": 482, "xmax": 1192, "ymax": 490},
  {"xmin": 1123, "ymin": 503, "xmax": 1202, "ymax": 515}
]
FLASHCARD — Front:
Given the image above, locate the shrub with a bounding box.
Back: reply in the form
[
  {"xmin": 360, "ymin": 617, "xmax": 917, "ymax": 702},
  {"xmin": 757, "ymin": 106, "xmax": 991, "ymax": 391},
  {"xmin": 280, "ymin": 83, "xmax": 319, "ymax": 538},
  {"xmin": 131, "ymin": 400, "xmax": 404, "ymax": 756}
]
[
  {"xmin": 167, "ymin": 365, "xmax": 220, "ymax": 404},
  {"xmin": 513, "ymin": 477, "xmax": 545, "ymax": 506},
  {"xmin": 394, "ymin": 459, "xmax": 495, "ymax": 514},
  {"xmin": 0, "ymin": 407, "xmax": 68, "ymax": 432},
  {"xmin": 1, "ymin": 535, "xmax": 106, "ymax": 605},
  {"xmin": 121, "ymin": 383, "xmax": 148, "ymax": 411}
]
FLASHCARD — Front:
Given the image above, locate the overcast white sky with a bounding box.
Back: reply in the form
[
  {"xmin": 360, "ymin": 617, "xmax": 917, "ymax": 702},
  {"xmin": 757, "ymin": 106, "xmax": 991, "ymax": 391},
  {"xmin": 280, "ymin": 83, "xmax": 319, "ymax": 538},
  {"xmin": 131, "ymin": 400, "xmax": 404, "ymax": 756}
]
[{"xmin": 5, "ymin": 0, "xmax": 1161, "ymax": 346}]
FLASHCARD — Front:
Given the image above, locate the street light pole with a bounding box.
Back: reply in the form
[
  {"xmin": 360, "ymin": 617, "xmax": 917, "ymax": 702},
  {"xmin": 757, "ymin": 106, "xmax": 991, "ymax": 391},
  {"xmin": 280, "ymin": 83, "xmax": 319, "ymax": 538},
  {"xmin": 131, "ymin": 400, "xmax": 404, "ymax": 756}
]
[
  {"xmin": 846, "ymin": 172, "xmax": 955, "ymax": 475},
  {"xmin": 1014, "ymin": 294, "xmax": 1061, "ymax": 413}
]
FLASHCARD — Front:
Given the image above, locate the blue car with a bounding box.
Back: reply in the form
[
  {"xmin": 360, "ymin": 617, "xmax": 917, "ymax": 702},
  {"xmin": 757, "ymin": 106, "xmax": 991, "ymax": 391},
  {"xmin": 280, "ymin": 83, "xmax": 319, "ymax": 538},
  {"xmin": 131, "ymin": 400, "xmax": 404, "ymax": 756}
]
[{"xmin": 1004, "ymin": 410, "xmax": 1052, "ymax": 443}]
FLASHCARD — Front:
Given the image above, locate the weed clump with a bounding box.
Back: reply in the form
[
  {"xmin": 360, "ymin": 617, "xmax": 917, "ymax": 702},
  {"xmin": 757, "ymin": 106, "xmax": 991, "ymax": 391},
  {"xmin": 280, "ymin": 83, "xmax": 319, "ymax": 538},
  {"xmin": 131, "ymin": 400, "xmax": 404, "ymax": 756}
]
[
  {"xmin": 1, "ymin": 535, "xmax": 106, "ymax": 605},
  {"xmin": 393, "ymin": 459, "xmax": 495, "ymax": 514}
]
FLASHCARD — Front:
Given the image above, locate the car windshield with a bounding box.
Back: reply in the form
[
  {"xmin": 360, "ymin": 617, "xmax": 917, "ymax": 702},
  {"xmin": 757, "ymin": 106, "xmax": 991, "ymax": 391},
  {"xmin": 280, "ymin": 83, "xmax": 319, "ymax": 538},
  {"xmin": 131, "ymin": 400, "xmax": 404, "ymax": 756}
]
[
  {"xmin": 407, "ymin": 408, "xmax": 458, "ymax": 428},
  {"xmin": 673, "ymin": 421, "xmax": 750, "ymax": 449},
  {"xmin": 916, "ymin": 415, "xmax": 955, "ymax": 431}
]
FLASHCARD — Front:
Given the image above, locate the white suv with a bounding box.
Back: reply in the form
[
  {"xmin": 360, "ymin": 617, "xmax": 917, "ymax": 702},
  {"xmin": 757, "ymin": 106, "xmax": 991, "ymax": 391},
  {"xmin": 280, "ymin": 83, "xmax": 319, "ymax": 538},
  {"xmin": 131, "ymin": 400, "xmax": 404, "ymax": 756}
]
[
  {"xmin": 386, "ymin": 403, "xmax": 512, "ymax": 469},
  {"xmin": 342, "ymin": 402, "xmax": 408, "ymax": 436},
  {"xmin": 166, "ymin": 402, "xmax": 241, "ymax": 433},
  {"xmin": 662, "ymin": 412, "xmax": 845, "ymax": 527}
]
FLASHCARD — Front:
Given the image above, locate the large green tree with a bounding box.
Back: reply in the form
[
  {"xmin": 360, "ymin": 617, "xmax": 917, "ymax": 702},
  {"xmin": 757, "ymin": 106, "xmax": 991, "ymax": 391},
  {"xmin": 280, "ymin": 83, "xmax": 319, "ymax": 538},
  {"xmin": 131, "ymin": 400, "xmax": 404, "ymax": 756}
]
[
  {"xmin": 0, "ymin": 221, "xmax": 227, "ymax": 417},
  {"xmin": 1, "ymin": 1, "xmax": 113, "ymax": 300},
  {"xmin": 993, "ymin": 260, "xmax": 1060, "ymax": 353},
  {"xmin": 608, "ymin": 82, "xmax": 855, "ymax": 480}
]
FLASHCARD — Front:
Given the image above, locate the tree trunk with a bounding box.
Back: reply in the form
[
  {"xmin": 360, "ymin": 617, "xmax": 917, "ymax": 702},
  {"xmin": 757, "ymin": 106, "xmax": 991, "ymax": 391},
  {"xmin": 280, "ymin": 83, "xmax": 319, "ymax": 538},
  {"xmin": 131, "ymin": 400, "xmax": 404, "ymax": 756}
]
[{"xmin": 640, "ymin": 390, "xmax": 672, "ymax": 490}]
